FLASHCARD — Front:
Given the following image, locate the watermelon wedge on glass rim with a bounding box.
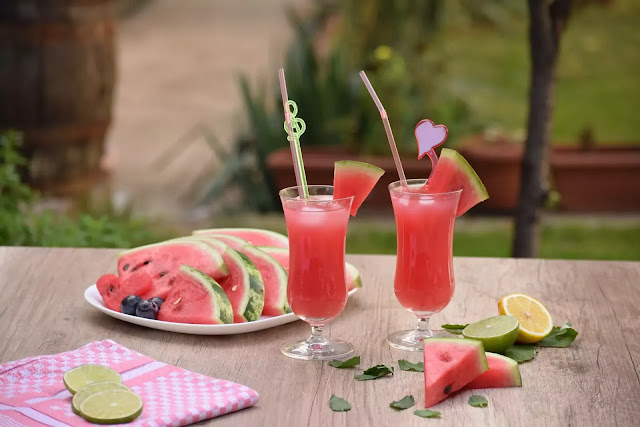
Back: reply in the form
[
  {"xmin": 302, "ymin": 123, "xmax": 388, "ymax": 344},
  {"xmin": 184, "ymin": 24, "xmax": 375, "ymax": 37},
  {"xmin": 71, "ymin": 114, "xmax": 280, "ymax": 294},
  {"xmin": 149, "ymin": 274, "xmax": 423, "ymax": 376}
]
[
  {"xmin": 333, "ymin": 160, "xmax": 385, "ymax": 216},
  {"xmin": 427, "ymin": 148, "xmax": 489, "ymax": 216}
]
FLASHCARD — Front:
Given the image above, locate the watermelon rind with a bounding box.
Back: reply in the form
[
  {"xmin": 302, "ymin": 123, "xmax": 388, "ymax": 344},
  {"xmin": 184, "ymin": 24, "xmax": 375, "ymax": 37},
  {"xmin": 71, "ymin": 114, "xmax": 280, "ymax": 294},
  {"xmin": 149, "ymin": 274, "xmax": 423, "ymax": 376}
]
[
  {"xmin": 191, "ymin": 228, "xmax": 289, "ymax": 248},
  {"xmin": 345, "ymin": 262, "xmax": 362, "ymax": 289},
  {"xmin": 438, "ymin": 148, "xmax": 489, "ymax": 205},
  {"xmin": 242, "ymin": 245, "xmax": 290, "ymax": 316},
  {"xmin": 182, "ymin": 236, "xmax": 265, "ymax": 322},
  {"xmin": 178, "ymin": 265, "xmax": 234, "ymax": 324},
  {"xmin": 334, "ymin": 160, "xmax": 385, "ymax": 177},
  {"xmin": 204, "ymin": 234, "xmax": 250, "ymax": 251}
]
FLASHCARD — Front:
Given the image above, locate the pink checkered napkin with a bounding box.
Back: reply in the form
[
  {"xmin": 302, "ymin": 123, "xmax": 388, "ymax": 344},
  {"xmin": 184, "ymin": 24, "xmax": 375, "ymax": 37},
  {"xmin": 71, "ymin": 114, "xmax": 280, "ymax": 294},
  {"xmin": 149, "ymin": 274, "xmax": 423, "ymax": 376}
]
[{"xmin": 0, "ymin": 340, "xmax": 259, "ymax": 426}]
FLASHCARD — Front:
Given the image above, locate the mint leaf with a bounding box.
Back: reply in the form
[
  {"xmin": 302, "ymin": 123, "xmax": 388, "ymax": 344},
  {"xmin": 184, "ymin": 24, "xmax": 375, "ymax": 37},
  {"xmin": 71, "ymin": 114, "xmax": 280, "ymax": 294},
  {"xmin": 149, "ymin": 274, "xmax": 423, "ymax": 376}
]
[
  {"xmin": 354, "ymin": 364, "xmax": 394, "ymax": 381},
  {"xmin": 536, "ymin": 322, "xmax": 578, "ymax": 348},
  {"xmin": 468, "ymin": 395, "xmax": 488, "ymax": 408},
  {"xmin": 329, "ymin": 356, "xmax": 360, "ymax": 368},
  {"xmin": 329, "ymin": 394, "xmax": 351, "ymax": 412},
  {"xmin": 398, "ymin": 359, "xmax": 424, "ymax": 372},
  {"xmin": 504, "ymin": 345, "xmax": 536, "ymax": 363},
  {"xmin": 389, "ymin": 395, "xmax": 415, "ymax": 410},
  {"xmin": 414, "ymin": 409, "xmax": 441, "ymax": 418},
  {"xmin": 442, "ymin": 324, "xmax": 468, "ymax": 334}
]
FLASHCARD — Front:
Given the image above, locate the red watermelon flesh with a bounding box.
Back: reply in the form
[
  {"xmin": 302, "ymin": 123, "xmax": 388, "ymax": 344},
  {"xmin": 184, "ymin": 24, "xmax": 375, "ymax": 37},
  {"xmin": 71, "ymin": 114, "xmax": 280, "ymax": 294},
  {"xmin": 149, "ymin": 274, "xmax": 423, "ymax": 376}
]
[
  {"xmin": 423, "ymin": 338, "xmax": 488, "ymax": 408},
  {"xmin": 333, "ymin": 160, "xmax": 385, "ymax": 216},
  {"xmin": 158, "ymin": 266, "xmax": 233, "ymax": 324},
  {"xmin": 241, "ymin": 245, "xmax": 289, "ymax": 316},
  {"xmin": 97, "ymin": 272, "xmax": 153, "ymax": 312},
  {"xmin": 464, "ymin": 352, "xmax": 522, "ymax": 389},
  {"xmin": 192, "ymin": 228, "xmax": 289, "ymax": 248},
  {"xmin": 117, "ymin": 241, "xmax": 228, "ymax": 300},
  {"xmin": 426, "ymin": 148, "xmax": 489, "ymax": 216}
]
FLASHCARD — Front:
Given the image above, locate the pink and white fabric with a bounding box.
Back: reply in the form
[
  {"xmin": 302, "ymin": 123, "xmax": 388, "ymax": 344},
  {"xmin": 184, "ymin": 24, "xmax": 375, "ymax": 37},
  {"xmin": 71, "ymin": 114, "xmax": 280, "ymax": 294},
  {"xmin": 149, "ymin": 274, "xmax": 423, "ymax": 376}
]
[{"xmin": 0, "ymin": 340, "xmax": 259, "ymax": 426}]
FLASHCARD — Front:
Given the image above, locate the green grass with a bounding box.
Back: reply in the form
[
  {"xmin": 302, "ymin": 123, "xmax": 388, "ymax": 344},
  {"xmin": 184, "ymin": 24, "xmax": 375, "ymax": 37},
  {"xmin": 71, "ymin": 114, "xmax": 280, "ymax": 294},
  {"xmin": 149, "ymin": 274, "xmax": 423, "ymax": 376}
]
[
  {"xmin": 206, "ymin": 214, "xmax": 640, "ymax": 261},
  {"xmin": 442, "ymin": 0, "xmax": 640, "ymax": 145}
]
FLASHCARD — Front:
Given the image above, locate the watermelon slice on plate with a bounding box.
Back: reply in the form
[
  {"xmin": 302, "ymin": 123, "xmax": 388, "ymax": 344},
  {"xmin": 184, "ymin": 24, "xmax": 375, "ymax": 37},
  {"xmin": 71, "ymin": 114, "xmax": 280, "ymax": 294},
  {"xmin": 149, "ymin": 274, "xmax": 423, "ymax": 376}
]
[
  {"xmin": 240, "ymin": 245, "xmax": 289, "ymax": 316},
  {"xmin": 117, "ymin": 241, "xmax": 228, "ymax": 300},
  {"xmin": 427, "ymin": 148, "xmax": 489, "ymax": 216},
  {"xmin": 158, "ymin": 266, "xmax": 233, "ymax": 324},
  {"xmin": 187, "ymin": 237, "xmax": 265, "ymax": 322},
  {"xmin": 464, "ymin": 352, "xmax": 522, "ymax": 389},
  {"xmin": 333, "ymin": 160, "xmax": 385, "ymax": 216},
  {"xmin": 203, "ymin": 234, "xmax": 249, "ymax": 251},
  {"xmin": 423, "ymin": 337, "xmax": 488, "ymax": 407},
  {"xmin": 192, "ymin": 228, "xmax": 289, "ymax": 248},
  {"xmin": 256, "ymin": 246, "xmax": 362, "ymax": 291},
  {"xmin": 96, "ymin": 272, "xmax": 153, "ymax": 312}
]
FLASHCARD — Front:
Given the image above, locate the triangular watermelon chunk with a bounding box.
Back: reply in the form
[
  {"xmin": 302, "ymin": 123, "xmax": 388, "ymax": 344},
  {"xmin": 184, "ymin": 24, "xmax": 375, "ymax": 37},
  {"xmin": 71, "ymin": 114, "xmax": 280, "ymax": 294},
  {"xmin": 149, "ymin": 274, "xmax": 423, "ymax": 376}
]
[
  {"xmin": 333, "ymin": 160, "xmax": 385, "ymax": 216},
  {"xmin": 427, "ymin": 148, "xmax": 489, "ymax": 216},
  {"xmin": 158, "ymin": 266, "xmax": 233, "ymax": 324},
  {"xmin": 423, "ymin": 338, "xmax": 488, "ymax": 407},
  {"xmin": 464, "ymin": 352, "xmax": 522, "ymax": 389}
]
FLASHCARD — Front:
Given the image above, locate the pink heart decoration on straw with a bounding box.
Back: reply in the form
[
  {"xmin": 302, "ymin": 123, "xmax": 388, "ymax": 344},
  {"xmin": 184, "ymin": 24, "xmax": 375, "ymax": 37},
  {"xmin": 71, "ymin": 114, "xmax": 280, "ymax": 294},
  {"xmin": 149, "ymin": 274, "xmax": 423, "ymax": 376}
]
[{"xmin": 415, "ymin": 119, "xmax": 448, "ymax": 180}]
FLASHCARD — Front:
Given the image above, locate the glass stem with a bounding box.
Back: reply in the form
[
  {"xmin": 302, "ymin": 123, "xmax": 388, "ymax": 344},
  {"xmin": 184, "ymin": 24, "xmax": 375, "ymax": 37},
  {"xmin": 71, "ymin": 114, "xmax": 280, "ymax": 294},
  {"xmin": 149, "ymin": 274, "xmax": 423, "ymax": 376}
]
[
  {"xmin": 416, "ymin": 316, "xmax": 433, "ymax": 336},
  {"xmin": 306, "ymin": 325, "xmax": 327, "ymax": 346}
]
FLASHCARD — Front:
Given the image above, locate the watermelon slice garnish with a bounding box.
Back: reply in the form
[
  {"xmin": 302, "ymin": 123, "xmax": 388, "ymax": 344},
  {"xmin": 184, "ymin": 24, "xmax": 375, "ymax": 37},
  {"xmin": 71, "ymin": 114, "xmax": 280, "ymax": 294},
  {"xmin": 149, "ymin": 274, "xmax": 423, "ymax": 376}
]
[
  {"xmin": 117, "ymin": 241, "xmax": 229, "ymax": 300},
  {"xmin": 463, "ymin": 352, "xmax": 522, "ymax": 390},
  {"xmin": 333, "ymin": 160, "xmax": 385, "ymax": 216},
  {"xmin": 423, "ymin": 337, "xmax": 488, "ymax": 408},
  {"xmin": 427, "ymin": 148, "xmax": 489, "ymax": 216},
  {"xmin": 157, "ymin": 266, "xmax": 233, "ymax": 324},
  {"xmin": 192, "ymin": 228, "xmax": 289, "ymax": 248}
]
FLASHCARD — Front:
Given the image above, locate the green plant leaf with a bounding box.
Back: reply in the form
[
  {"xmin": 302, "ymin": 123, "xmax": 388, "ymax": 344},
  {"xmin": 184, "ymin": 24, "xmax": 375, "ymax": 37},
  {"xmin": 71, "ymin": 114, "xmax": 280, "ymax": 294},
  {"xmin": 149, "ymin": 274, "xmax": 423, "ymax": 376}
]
[
  {"xmin": 414, "ymin": 409, "xmax": 441, "ymax": 418},
  {"xmin": 398, "ymin": 360, "xmax": 424, "ymax": 372},
  {"xmin": 442, "ymin": 324, "xmax": 469, "ymax": 334},
  {"xmin": 389, "ymin": 395, "xmax": 415, "ymax": 410},
  {"xmin": 354, "ymin": 364, "xmax": 394, "ymax": 381},
  {"xmin": 503, "ymin": 345, "xmax": 536, "ymax": 363},
  {"xmin": 468, "ymin": 395, "xmax": 488, "ymax": 408},
  {"xmin": 329, "ymin": 356, "xmax": 360, "ymax": 368},
  {"xmin": 536, "ymin": 322, "xmax": 578, "ymax": 348},
  {"xmin": 329, "ymin": 395, "xmax": 351, "ymax": 412}
]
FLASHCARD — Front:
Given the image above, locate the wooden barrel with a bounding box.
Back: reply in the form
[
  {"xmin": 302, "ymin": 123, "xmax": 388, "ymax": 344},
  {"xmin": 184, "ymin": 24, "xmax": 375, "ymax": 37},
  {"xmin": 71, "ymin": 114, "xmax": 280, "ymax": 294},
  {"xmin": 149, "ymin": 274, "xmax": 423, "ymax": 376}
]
[{"xmin": 0, "ymin": 0, "xmax": 116, "ymax": 196}]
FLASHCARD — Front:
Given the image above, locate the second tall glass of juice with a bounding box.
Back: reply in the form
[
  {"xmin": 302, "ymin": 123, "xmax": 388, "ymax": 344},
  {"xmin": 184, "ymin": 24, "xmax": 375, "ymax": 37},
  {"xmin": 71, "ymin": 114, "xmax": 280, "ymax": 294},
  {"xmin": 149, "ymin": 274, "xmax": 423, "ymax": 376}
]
[
  {"xmin": 280, "ymin": 185, "xmax": 354, "ymax": 360},
  {"xmin": 387, "ymin": 179, "xmax": 461, "ymax": 351}
]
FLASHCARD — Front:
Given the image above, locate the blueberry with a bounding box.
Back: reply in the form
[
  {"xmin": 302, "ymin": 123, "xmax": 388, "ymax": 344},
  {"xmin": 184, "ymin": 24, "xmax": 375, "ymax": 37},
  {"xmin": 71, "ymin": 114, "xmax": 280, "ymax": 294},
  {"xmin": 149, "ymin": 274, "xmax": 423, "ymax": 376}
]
[
  {"xmin": 149, "ymin": 297, "xmax": 164, "ymax": 308},
  {"xmin": 136, "ymin": 300, "xmax": 159, "ymax": 320},
  {"xmin": 121, "ymin": 295, "xmax": 142, "ymax": 315}
]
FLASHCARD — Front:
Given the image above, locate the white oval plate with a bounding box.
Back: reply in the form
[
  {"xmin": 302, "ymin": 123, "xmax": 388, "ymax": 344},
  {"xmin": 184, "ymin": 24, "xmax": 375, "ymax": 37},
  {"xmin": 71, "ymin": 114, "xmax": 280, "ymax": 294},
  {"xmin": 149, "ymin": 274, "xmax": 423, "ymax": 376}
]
[{"xmin": 85, "ymin": 285, "xmax": 358, "ymax": 335}]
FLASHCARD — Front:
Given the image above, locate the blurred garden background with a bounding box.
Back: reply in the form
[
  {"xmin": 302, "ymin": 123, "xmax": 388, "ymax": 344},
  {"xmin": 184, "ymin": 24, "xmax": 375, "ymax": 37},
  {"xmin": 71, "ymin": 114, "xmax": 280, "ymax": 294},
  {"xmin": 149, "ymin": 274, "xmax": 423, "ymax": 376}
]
[{"xmin": 1, "ymin": 0, "xmax": 639, "ymax": 260}]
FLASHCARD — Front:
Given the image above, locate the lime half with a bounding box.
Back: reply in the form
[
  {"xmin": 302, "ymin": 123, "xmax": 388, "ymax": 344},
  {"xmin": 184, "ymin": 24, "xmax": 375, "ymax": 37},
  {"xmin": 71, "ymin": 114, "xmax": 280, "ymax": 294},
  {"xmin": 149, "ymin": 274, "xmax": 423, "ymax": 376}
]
[
  {"xmin": 79, "ymin": 390, "xmax": 143, "ymax": 424},
  {"xmin": 63, "ymin": 365, "xmax": 122, "ymax": 395},
  {"xmin": 463, "ymin": 315, "xmax": 519, "ymax": 353},
  {"xmin": 72, "ymin": 382, "xmax": 131, "ymax": 415}
]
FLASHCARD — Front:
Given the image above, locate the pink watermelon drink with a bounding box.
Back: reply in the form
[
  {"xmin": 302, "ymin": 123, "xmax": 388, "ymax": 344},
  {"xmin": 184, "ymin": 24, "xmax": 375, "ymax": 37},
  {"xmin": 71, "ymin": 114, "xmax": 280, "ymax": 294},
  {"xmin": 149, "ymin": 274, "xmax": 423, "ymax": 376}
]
[{"xmin": 391, "ymin": 181, "xmax": 460, "ymax": 313}]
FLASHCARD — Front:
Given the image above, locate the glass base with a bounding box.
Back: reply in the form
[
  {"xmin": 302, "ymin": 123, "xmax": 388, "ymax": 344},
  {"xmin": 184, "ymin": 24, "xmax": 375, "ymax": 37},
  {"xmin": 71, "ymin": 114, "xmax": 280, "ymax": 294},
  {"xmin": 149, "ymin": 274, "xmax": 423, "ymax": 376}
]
[
  {"xmin": 386, "ymin": 328, "xmax": 454, "ymax": 352},
  {"xmin": 281, "ymin": 338, "xmax": 354, "ymax": 361}
]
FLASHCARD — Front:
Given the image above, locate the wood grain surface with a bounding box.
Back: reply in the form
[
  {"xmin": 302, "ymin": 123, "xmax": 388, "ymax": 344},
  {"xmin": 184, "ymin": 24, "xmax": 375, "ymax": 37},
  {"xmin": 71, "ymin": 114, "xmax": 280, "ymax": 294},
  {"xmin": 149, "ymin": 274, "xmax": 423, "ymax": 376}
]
[{"xmin": 1, "ymin": 247, "xmax": 639, "ymax": 426}]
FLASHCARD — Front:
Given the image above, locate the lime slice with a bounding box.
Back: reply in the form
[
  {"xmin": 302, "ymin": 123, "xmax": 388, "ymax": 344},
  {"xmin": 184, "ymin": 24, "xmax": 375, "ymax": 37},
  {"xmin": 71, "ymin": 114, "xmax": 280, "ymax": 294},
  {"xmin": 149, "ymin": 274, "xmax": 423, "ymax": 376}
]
[
  {"xmin": 462, "ymin": 315, "xmax": 519, "ymax": 353},
  {"xmin": 79, "ymin": 390, "xmax": 143, "ymax": 424},
  {"xmin": 72, "ymin": 382, "xmax": 131, "ymax": 415},
  {"xmin": 63, "ymin": 365, "xmax": 122, "ymax": 395}
]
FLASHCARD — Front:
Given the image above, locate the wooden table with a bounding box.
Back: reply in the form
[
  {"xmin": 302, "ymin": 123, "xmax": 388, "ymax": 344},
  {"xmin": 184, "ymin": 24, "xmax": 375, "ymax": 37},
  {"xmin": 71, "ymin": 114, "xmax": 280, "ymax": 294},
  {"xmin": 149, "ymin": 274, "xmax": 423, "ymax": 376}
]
[{"xmin": 1, "ymin": 247, "xmax": 639, "ymax": 426}]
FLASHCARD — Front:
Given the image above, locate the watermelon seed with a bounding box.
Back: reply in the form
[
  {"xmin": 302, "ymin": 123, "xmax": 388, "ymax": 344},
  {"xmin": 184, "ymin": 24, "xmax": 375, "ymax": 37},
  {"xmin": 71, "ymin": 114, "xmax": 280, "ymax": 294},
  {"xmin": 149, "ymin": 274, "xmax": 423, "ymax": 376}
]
[
  {"xmin": 123, "ymin": 264, "xmax": 130, "ymax": 271},
  {"xmin": 444, "ymin": 384, "xmax": 452, "ymax": 395},
  {"xmin": 173, "ymin": 297, "xmax": 182, "ymax": 305},
  {"xmin": 159, "ymin": 272, "xmax": 167, "ymax": 277},
  {"xmin": 143, "ymin": 260, "xmax": 151, "ymax": 265},
  {"xmin": 109, "ymin": 286, "xmax": 114, "ymax": 292},
  {"xmin": 437, "ymin": 352, "xmax": 452, "ymax": 363}
]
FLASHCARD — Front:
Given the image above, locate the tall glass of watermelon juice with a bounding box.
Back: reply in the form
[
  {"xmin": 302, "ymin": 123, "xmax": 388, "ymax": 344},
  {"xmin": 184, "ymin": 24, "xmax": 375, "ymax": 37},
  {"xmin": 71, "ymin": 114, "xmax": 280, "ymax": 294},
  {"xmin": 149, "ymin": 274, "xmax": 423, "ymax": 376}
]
[
  {"xmin": 387, "ymin": 179, "xmax": 461, "ymax": 351},
  {"xmin": 280, "ymin": 185, "xmax": 355, "ymax": 360}
]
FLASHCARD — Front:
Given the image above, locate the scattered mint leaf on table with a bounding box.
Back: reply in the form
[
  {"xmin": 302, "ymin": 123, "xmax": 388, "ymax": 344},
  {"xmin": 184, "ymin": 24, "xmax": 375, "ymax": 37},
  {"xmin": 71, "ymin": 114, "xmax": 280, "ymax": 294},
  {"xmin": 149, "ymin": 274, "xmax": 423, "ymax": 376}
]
[
  {"xmin": 355, "ymin": 364, "xmax": 394, "ymax": 381},
  {"xmin": 536, "ymin": 322, "xmax": 578, "ymax": 347},
  {"xmin": 329, "ymin": 356, "xmax": 360, "ymax": 368},
  {"xmin": 468, "ymin": 395, "xmax": 488, "ymax": 408},
  {"xmin": 414, "ymin": 409, "xmax": 441, "ymax": 418},
  {"xmin": 398, "ymin": 360, "xmax": 424, "ymax": 372},
  {"xmin": 441, "ymin": 324, "xmax": 468, "ymax": 334},
  {"xmin": 504, "ymin": 345, "xmax": 536, "ymax": 363},
  {"xmin": 329, "ymin": 395, "xmax": 351, "ymax": 412},
  {"xmin": 389, "ymin": 395, "xmax": 415, "ymax": 410}
]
